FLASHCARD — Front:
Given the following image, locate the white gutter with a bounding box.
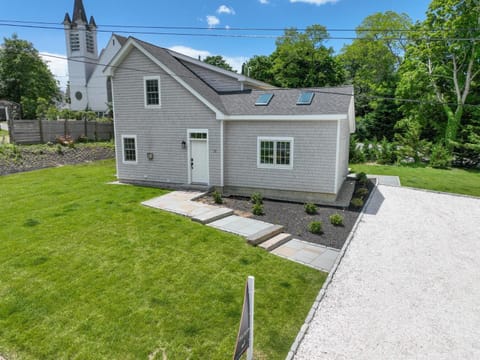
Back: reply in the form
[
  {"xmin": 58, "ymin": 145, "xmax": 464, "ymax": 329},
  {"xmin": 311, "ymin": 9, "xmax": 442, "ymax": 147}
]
[{"xmin": 217, "ymin": 114, "xmax": 348, "ymax": 121}]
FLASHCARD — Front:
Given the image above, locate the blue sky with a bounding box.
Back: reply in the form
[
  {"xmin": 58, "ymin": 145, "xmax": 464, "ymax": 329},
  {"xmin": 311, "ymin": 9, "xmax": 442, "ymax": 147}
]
[{"xmin": 1, "ymin": 0, "xmax": 432, "ymax": 88}]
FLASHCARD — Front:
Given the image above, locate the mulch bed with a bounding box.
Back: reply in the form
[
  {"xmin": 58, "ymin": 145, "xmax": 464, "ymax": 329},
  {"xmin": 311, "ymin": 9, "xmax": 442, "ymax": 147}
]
[
  {"xmin": 0, "ymin": 144, "xmax": 115, "ymax": 176},
  {"xmin": 198, "ymin": 180, "xmax": 374, "ymax": 250}
]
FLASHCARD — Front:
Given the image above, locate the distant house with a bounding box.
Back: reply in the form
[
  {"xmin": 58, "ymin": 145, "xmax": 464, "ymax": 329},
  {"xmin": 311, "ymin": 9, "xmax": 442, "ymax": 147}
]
[{"xmin": 105, "ymin": 37, "xmax": 355, "ymax": 204}]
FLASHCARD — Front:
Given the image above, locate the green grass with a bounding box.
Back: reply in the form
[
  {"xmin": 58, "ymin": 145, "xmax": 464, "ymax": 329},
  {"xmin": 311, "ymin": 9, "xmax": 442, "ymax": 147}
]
[
  {"xmin": 351, "ymin": 163, "xmax": 480, "ymax": 197},
  {"xmin": 0, "ymin": 129, "xmax": 7, "ymax": 136},
  {"xmin": 0, "ymin": 160, "xmax": 326, "ymax": 360}
]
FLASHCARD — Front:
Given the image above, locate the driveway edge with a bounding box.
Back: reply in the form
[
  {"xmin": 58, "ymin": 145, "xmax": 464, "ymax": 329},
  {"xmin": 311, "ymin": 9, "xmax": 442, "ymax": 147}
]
[{"xmin": 286, "ymin": 178, "xmax": 379, "ymax": 360}]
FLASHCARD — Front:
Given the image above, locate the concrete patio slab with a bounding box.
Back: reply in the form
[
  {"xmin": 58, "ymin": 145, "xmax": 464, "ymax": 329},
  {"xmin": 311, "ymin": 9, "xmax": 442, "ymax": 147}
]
[
  {"xmin": 208, "ymin": 215, "xmax": 275, "ymax": 238},
  {"xmin": 272, "ymin": 239, "xmax": 340, "ymax": 272}
]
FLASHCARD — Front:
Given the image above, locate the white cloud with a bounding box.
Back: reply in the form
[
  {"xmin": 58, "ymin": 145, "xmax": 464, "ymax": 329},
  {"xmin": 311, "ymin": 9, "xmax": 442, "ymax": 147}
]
[
  {"xmin": 169, "ymin": 45, "xmax": 211, "ymax": 60},
  {"xmin": 290, "ymin": 0, "xmax": 339, "ymax": 5},
  {"xmin": 206, "ymin": 15, "xmax": 220, "ymax": 28},
  {"xmin": 217, "ymin": 5, "xmax": 235, "ymax": 15},
  {"xmin": 40, "ymin": 52, "xmax": 68, "ymax": 90},
  {"xmin": 168, "ymin": 45, "xmax": 246, "ymax": 73},
  {"xmin": 259, "ymin": 0, "xmax": 269, "ymax": 4}
]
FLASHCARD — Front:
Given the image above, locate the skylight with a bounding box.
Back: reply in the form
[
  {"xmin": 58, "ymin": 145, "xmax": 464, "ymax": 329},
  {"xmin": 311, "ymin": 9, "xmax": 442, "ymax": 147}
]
[
  {"xmin": 297, "ymin": 92, "xmax": 315, "ymax": 105},
  {"xmin": 255, "ymin": 93, "xmax": 274, "ymax": 106}
]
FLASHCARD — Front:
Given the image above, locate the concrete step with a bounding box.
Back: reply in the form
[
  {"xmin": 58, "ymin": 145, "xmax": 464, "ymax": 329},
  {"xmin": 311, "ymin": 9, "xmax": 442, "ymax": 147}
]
[
  {"xmin": 247, "ymin": 224, "xmax": 284, "ymax": 245},
  {"xmin": 259, "ymin": 233, "xmax": 292, "ymax": 251},
  {"xmin": 191, "ymin": 207, "xmax": 234, "ymax": 224}
]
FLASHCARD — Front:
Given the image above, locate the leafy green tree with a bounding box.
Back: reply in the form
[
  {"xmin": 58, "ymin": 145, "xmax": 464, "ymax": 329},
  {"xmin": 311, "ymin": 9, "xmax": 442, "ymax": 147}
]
[
  {"xmin": 0, "ymin": 34, "xmax": 59, "ymax": 118},
  {"xmin": 271, "ymin": 25, "xmax": 344, "ymax": 88},
  {"xmin": 339, "ymin": 12, "xmax": 412, "ymax": 140},
  {"xmin": 203, "ymin": 55, "xmax": 235, "ymax": 72},
  {"xmin": 242, "ymin": 55, "xmax": 276, "ymax": 85},
  {"xmin": 398, "ymin": 0, "xmax": 480, "ymax": 151}
]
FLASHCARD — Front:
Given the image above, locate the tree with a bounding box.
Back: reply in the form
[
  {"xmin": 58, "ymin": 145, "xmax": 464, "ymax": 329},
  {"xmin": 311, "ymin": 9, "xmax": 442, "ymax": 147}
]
[
  {"xmin": 242, "ymin": 55, "xmax": 276, "ymax": 85},
  {"xmin": 0, "ymin": 34, "xmax": 59, "ymax": 119},
  {"xmin": 398, "ymin": 0, "xmax": 480, "ymax": 151},
  {"xmin": 339, "ymin": 12, "xmax": 412, "ymax": 140},
  {"xmin": 271, "ymin": 25, "xmax": 344, "ymax": 88},
  {"xmin": 203, "ymin": 55, "xmax": 235, "ymax": 72}
]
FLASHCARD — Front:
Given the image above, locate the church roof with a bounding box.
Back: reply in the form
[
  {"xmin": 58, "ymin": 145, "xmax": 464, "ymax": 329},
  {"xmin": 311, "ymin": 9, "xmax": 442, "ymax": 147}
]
[
  {"xmin": 63, "ymin": 13, "xmax": 72, "ymax": 25},
  {"xmin": 72, "ymin": 0, "xmax": 88, "ymax": 24},
  {"xmin": 89, "ymin": 16, "xmax": 97, "ymax": 28}
]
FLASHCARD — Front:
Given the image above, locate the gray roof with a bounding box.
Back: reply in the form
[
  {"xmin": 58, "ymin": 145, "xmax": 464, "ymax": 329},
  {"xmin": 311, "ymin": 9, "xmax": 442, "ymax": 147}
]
[
  {"xmin": 220, "ymin": 86, "xmax": 353, "ymax": 116},
  {"xmin": 123, "ymin": 37, "xmax": 353, "ymax": 117},
  {"xmin": 113, "ymin": 34, "xmax": 128, "ymax": 46}
]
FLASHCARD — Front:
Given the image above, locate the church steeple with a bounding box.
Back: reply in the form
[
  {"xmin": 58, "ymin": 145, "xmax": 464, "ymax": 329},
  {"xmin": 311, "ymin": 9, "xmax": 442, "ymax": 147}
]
[{"xmin": 72, "ymin": 0, "xmax": 88, "ymax": 24}]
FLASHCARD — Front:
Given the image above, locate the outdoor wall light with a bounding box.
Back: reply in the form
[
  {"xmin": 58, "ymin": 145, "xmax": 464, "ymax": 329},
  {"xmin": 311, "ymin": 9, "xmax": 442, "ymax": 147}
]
[
  {"xmin": 181, "ymin": 141, "xmax": 186, "ymax": 149},
  {"xmin": 147, "ymin": 152, "xmax": 154, "ymax": 160}
]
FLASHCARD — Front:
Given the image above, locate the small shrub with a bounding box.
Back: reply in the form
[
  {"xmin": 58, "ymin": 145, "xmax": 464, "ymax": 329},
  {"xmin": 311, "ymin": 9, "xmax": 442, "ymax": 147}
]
[
  {"xmin": 77, "ymin": 134, "xmax": 89, "ymax": 143},
  {"xmin": 250, "ymin": 192, "xmax": 263, "ymax": 204},
  {"xmin": 329, "ymin": 213, "xmax": 344, "ymax": 226},
  {"xmin": 351, "ymin": 197, "xmax": 364, "ymax": 208},
  {"xmin": 56, "ymin": 144, "xmax": 63, "ymax": 154},
  {"xmin": 308, "ymin": 221, "xmax": 323, "ymax": 235},
  {"xmin": 376, "ymin": 138, "xmax": 397, "ymax": 165},
  {"xmin": 212, "ymin": 191, "xmax": 223, "ymax": 204},
  {"xmin": 304, "ymin": 202, "xmax": 317, "ymax": 215},
  {"xmin": 429, "ymin": 143, "xmax": 451, "ymax": 169},
  {"xmin": 252, "ymin": 202, "xmax": 264, "ymax": 216},
  {"xmin": 356, "ymin": 172, "xmax": 368, "ymax": 185},
  {"xmin": 349, "ymin": 136, "xmax": 366, "ymax": 164},
  {"xmin": 355, "ymin": 187, "xmax": 369, "ymax": 198}
]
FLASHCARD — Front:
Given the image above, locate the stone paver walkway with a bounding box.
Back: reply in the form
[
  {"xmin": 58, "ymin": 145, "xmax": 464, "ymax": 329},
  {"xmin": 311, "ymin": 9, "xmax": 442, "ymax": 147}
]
[
  {"xmin": 142, "ymin": 191, "xmax": 341, "ymax": 272},
  {"xmin": 272, "ymin": 239, "xmax": 340, "ymax": 272}
]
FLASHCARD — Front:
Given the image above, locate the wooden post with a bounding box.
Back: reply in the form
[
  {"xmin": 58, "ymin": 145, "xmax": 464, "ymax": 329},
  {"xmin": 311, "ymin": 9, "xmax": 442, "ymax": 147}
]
[{"xmin": 38, "ymin": 119, "xmax": 44, "ymax": 143}]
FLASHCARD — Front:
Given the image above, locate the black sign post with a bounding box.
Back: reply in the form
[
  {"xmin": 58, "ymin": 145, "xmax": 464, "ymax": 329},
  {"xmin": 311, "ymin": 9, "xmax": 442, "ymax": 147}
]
[{"xmin": 233, "ymin": 276, "xmax": 254, "ymax": 360}]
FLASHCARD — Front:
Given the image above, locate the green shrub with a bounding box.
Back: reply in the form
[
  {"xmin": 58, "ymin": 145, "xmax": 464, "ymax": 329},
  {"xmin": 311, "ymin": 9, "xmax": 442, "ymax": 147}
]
[
  {"xmin": 351, "ymin": 197, "xmax": 364, "ymax": 208},
  {"xmin": 364, "ymin": 140, "xmax": 378, "ymax": 162},
  {"xmin": 304, "ymin": 202, "xmax": 317, "ymax": 215},
  {"xmin": 329, "ymin": 213, "xmax": 344, "ymax": 226},
  {"xmin": 308, "ymin": 221, "xmax": 323, "ymax": 235},
  {"xmin": 250, "ymin": 192, "xmax": 263, "ymax": 204},
  {"xmin": 356, "ymin": 172, "xmax": 368, "ymax": 185},
  {"xmin": 349, "ymin": 136, "xmax": 366, "ymax": 164},
  {"xmin": 429, "ymin": 143, "xmax": 451, "ymax": 169},
  {"xmin": 355, "ymin": 187, "xmax": 369, "ymax": 198},
  {"xmin": 376, "ymin": 138, "xmax": 397, "ymax": 165},
  {"xmin": 252, "ymin": 202, "xmax": 264, "ymax": 216},
  {"xmin": 212, "ymin": 191, "xmax": 223, "ymax": 204}
]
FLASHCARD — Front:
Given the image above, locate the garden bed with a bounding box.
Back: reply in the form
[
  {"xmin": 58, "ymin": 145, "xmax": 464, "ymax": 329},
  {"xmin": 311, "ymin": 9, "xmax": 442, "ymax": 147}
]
[{"xmin": 199, "ymin": 179, "xmax": 375, "ymax": 250}]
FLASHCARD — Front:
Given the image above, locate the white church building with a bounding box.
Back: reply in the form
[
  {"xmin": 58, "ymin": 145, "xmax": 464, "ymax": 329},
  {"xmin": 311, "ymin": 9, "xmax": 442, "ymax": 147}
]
[{"xmin": 63, "ymin": 0, "xmax": 126, "ymax": 114}]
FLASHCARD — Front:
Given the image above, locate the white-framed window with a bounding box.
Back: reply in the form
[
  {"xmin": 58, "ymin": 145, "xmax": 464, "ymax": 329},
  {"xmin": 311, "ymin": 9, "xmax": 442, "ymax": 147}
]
[
  {"xmin": 122, "ymin": 135, "xmax": 137, "ymax": 164},
  {"xmin": 257, "ymin": 137, "xmax": 294, "ymax": 169},
  {"xmin": 144, "ymin": 76, "xmax": 161, "ymax": 108}
]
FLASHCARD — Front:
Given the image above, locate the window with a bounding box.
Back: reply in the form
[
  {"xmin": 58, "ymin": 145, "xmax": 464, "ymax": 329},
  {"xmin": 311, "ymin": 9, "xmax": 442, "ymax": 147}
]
[
  {"xmin": 255, "ymin": 93, "xmax": 274, "ymax": 106},
  {"xmin": 189, "ymin": 132, "xmax": 207, "ymax": 139},
  {"xmin": 122, "ymin": 135, "xmax": 137, "ymax": 163},
  {"xmin": 257, "ymin": 137, "xmax": 293, "ymax": 169},
  {"xmin": 144, "ymin": 76, "xmax": 161, "ymax": 107},
  {"xmin": 70, "ymin": 32, "xmax": 80, "ymax": 52},
  {"xmin": 86, "ymin": 32, "xmax": 95, "ymax": 53},
  {"xmin": 297, "ymin": 91, "xmax": 315, "ymax": 105}
]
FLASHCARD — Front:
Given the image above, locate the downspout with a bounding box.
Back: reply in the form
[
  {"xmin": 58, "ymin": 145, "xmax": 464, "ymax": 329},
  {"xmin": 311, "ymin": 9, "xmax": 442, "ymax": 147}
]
[
  {"xmin": 110, "ymin": 76, "xmax": 120, "ymax": 179},
  {"xmin": 220, "ymin": 119, "xmax": 224, "ymax": 187}
]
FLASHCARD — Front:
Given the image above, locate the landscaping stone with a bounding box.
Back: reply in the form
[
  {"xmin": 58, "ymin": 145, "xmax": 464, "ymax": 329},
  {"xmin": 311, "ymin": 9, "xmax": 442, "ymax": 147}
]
[{"xmin": 259, "ymin": 233, "xmax": 292, "ymax": 251}]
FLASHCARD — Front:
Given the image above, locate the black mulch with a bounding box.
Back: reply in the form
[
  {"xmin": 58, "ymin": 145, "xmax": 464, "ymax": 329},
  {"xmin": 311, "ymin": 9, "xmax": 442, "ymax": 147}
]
[{"xmin": 199, "ymin": 180, "xmax": 374, "ymax": 250}]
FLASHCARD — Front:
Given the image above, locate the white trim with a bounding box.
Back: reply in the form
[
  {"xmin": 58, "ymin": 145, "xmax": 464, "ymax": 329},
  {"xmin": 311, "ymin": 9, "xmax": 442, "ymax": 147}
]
[
  {"xmin": 121, "ymin": 134, "xmax": 138, "ymax": 164},
  {"xmin": 187, "ymin": 129, "xmax": 209, "ymax": 185},
  {"xmin": 257, "ymin": 136, "xmax": 294, "ymax": 170},
  {"xmin": 143, "ymin": 75, "xmax": 161, "ymax": 108},
  {"xmin": 220, "ymin": 120, "xmax": 224, "ymax": 187},
  {"xmin": 334, "ymin": 119, "xmax": 341, "ymax": 193},
  {"xmin": 111, "ymin": 77, "xmax": 120, "ymax": 178},
  {"xmin": 218, "ymin": 114, "xmax": 348, "ymax": 121}
]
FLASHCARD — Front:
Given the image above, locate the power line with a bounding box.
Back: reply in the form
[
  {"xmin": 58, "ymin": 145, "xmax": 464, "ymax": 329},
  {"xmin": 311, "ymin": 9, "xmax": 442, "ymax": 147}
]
[{"xmin": 0, "ymin": 21, "xmax": 479, "ymax": 42}]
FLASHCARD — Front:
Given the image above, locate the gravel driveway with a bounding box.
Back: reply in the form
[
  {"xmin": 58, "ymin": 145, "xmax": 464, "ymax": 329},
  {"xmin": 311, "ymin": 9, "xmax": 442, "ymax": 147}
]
[{"xmin": 293, "ymin": 185, "xmax": 480, "ymax": 360}]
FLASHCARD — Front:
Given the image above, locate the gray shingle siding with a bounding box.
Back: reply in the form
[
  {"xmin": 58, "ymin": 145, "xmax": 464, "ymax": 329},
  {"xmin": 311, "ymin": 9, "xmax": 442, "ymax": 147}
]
[
  {"xmin": 113, "ymin": 48, "xmax": 221, "ymax": 186},
  {"xmin": 224, "ymin": 120, "xmax": 338, "ymax": 194}
]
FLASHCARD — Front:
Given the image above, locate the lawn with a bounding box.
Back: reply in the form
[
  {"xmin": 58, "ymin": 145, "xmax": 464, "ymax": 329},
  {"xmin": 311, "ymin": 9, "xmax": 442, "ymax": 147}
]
[
  {"xmin": 0, "ymin": 160, "xmax": 326, "ymax": 360},
  {"xmin": 351, "ymin": 163, "xmax": 480, "ymax": 197}
]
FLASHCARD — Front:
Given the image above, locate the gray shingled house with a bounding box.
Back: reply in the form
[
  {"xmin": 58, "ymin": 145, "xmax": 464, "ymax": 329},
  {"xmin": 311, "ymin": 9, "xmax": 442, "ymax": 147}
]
[{"xmin": 105, "ymin": 37, "xmax": 355, "ymax": 204}]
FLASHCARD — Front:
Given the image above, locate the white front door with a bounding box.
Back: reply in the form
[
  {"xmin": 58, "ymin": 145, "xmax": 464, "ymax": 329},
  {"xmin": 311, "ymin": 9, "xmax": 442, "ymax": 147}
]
[{"xmin": 190, "ymin": 136, "xmax": 209, "ymax": 184}]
